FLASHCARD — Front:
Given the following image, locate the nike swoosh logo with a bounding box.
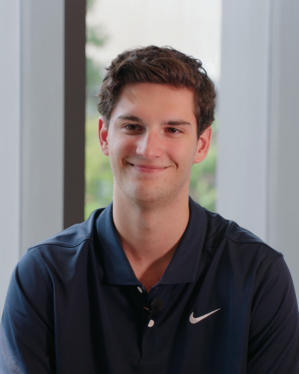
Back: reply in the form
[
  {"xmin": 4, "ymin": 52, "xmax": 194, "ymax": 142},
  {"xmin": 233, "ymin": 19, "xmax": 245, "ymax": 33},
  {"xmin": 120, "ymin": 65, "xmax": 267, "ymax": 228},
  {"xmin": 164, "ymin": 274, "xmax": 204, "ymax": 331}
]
[{"xmin": 189, "ymin": 308, "xmax": 221, "ymax": 324}]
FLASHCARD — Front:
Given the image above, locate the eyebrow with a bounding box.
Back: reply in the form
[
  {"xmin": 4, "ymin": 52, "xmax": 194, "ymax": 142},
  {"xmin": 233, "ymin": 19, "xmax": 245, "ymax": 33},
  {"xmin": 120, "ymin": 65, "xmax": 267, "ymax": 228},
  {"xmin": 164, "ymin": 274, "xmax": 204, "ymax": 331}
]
[
  {"xmin": 117, "ymin": 115, "xmax": 144, "ymax": 123},
  {"xmin": 117, "ymin": 115, "xmax": 191, "ymax": 126},
  {"xmin": 163, "ymin": 120, "xmax": 191, "ymax": 126}
]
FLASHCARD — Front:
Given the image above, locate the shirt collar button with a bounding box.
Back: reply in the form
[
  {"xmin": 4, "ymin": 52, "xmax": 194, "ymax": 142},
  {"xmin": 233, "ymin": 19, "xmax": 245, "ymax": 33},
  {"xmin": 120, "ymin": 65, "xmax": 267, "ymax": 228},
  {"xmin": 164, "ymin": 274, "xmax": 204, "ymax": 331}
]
[{"xmin": 148, "ymin": 320, "xmax": 154, "ymax": 327}]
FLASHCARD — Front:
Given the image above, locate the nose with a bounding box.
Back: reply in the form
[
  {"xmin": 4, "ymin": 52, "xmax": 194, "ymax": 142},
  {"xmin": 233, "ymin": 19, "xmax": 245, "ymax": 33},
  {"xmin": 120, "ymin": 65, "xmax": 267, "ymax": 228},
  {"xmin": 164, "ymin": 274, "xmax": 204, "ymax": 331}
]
[{"xmin": 136, "ymin": 130, "xmax": 163, "ymax": 159}]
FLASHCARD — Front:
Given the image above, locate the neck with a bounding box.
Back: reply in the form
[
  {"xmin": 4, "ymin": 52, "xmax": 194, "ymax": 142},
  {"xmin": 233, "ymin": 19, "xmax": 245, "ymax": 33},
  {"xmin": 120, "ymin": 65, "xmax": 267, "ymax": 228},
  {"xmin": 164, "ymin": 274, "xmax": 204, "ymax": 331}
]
[{"xmin": 112, "ymin": 188, "xmax": 189, "ymax": 291}]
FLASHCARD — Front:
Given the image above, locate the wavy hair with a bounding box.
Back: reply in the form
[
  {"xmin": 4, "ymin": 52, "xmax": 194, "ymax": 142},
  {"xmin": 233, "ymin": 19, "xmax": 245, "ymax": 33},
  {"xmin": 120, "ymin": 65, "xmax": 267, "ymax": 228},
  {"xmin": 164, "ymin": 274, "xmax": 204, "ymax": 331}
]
[{"xmin": 97, "ymin": 45, "xmax": 216, "ymax": 137}]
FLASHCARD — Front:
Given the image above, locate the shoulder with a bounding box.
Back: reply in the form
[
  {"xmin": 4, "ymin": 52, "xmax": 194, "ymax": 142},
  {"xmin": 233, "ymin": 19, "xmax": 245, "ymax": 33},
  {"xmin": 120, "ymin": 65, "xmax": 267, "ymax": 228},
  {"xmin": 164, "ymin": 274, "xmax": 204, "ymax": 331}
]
[
  {"xmin": 203, "ymin": 208, "xmax": 282, "ymax": 261},
  {"xmin": 203, "ymin": 208, "xmax": 268, "ymax": 246},
  {"xmin": 19, "ymin": 208, "xmax": 105, "ymax": 283},
  {"xmin": 200, "ymin": 208, "xmax": 296, "ymax": 306},
  {"xmin": 190, "ymin": 199, "xmax": 270, "ymax": 249},
  {"xmin": 29, "ymin": 208, "xmax": 104, "ymax": 252},
  {"xmin": 30, "ymin": 208, "xmax": 105, "ymax": 250}
]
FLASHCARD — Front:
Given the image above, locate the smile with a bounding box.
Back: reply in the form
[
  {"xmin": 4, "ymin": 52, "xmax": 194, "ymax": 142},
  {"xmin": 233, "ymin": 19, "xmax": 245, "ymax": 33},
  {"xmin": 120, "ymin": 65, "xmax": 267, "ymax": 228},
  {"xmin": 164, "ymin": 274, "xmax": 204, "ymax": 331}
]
[{"xmin": 126, "ymin": 161, "xmax": 168, "ymax": 173}]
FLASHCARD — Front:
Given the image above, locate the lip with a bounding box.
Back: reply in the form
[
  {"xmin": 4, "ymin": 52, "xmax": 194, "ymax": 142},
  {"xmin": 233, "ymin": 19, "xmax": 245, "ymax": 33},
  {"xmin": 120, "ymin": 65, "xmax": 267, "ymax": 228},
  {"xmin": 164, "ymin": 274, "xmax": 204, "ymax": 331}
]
[{"xmin": 126, "ymin": 161, "xmax": 168, "ymax": 173}]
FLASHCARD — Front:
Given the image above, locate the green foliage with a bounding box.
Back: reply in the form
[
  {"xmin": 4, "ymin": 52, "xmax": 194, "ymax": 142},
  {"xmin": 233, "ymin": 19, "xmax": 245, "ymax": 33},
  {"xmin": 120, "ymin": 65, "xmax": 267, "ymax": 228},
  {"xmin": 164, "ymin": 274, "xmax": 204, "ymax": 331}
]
[
  {"xmin": 86, "ymin": 25, "xmax": 107, "ymax": 47},
  {"xmin": 86, "ymin": 0, "xmax": 96, "ymax": 12},
  {"xmin": 86, "ymin": 57, "xmax": 102, "ymax": 95},
  {"xmin": 85, "ymin": 117, "xmax": 113, "ymax": 219},
  {"xmin": 85, "ymin": 25, "xmax": 107, "ymax": 97},
  {"xmin": 189, "ymin": 124, "xmax": 217, "ymax": 212},
  {"xmin": 85, "ymin": 2, "xmax": 108, "ymax": 116},
  {"xmin": 84, "ymin": 118, "xmax": 218, "ymax": 219}
]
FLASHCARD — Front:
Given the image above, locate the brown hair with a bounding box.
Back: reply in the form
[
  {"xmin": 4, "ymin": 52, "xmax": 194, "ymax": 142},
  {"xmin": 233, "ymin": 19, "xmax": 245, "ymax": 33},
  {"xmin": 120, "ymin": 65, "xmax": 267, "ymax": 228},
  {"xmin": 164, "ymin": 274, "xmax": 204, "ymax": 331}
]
[{"xmin": 97, "ymin": 45, "xmax": 216, "ymax": 137}]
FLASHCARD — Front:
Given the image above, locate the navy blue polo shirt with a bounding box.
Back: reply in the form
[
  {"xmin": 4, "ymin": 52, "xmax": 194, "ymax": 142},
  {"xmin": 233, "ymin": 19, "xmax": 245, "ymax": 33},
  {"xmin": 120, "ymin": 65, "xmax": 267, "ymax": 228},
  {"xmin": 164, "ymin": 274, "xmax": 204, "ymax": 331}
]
[{"xmin": 1, "ymin": 198, "xmax": 299, "ymax": 373}]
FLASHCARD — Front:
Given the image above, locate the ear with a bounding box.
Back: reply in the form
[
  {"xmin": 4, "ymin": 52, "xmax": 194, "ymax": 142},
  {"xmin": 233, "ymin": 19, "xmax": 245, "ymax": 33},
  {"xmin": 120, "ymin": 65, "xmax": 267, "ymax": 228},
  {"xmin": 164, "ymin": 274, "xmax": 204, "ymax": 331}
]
[
  {"xmin": 98, "ymin": 116, "xmax": 109, "ymax": 156},
  {"xmin": 193, "ymin": 127, "xmax": 212, "ymax": 164}
]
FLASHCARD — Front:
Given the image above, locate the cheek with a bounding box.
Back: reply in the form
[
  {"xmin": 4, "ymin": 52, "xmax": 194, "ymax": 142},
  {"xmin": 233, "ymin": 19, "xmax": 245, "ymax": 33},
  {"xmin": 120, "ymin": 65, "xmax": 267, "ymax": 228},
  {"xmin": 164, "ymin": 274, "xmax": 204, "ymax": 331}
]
[
  {"xmin": 170, "ymin": 142, "xmax": 197, "ymax": 166},
  {"xmin": 120, "ymin": 138, "xmax": 137, "ymax": 154},
  {"xmin": 109, "ymin": 138, "xmax": 135, "ymax": 162}
]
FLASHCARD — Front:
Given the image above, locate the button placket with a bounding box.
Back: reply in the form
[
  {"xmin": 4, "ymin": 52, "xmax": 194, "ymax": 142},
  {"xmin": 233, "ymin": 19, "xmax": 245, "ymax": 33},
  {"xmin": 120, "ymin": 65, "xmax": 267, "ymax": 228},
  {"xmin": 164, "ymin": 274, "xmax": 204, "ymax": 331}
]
[{"xmin": 140, "ymin": 287, "xmax": 166, "ymax": 360}]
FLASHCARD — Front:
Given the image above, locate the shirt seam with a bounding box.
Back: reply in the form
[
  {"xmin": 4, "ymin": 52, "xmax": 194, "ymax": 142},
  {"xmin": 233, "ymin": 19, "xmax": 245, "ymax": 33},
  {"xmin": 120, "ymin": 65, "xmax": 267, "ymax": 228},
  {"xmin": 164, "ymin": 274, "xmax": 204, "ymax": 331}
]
[
  {"xmin": 28, "ymin": 236, "xmax": 94, "ymax": 251},
  {"xmin": 204, "ymin": 236, "xmax": 280, "ymax": 251}
]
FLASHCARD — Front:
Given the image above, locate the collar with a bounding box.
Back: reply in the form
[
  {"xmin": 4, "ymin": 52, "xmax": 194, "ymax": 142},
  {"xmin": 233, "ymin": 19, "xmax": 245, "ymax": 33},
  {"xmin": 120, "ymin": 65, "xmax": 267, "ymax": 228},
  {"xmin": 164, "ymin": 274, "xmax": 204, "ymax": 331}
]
[{"xmin": 96, "ymin": 197, "xmax": 207, "ymax": 286}]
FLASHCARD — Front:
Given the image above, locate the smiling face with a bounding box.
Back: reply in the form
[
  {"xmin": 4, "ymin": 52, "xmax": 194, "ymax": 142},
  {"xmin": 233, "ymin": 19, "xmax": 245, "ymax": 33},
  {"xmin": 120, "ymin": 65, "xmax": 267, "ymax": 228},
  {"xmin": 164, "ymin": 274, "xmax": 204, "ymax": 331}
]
[{"xmin": 98, "ymin": 83, "xmax": 211, "ymax": 207}]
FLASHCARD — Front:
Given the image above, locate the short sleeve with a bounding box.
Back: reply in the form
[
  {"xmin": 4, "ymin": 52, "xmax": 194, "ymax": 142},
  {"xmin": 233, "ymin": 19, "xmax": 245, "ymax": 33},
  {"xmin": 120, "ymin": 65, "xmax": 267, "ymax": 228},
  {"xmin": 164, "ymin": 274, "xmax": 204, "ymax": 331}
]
[
  {"xmin": 0, "ymin": 250, "xmax": 56, "ymax": 373},
  {"xmin": 248, "ymin": 256, "xmax": 299, "ymax": 373}
]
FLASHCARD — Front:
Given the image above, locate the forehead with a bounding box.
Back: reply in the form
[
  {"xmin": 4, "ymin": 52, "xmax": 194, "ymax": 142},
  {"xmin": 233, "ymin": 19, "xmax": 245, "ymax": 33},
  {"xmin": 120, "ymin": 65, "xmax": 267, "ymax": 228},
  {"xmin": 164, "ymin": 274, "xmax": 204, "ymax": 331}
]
[{"xmin": 110, "ymin": 83, "xmax": 196, "ymax": 123}]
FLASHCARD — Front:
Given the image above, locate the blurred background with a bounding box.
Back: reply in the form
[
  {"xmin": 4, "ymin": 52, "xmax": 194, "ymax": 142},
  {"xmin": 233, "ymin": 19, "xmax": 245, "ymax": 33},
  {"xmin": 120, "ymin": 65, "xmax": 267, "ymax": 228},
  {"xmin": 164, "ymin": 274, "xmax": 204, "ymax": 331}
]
[{"xmin": 1, "ymin": 0, "xmax": 298, "ymax": 316}]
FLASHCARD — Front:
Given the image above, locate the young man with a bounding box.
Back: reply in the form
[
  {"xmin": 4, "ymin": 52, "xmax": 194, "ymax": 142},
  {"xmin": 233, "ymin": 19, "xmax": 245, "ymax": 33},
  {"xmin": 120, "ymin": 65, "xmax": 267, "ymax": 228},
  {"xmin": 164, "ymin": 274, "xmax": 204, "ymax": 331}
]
[{"xmin": 1, "ymin": 46, "xmax": 298, "ymax": 373}]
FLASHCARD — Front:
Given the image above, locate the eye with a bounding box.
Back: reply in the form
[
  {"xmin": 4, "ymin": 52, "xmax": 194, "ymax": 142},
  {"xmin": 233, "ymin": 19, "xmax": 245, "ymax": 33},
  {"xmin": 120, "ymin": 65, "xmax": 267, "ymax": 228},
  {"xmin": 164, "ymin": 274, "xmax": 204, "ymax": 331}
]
[
  {"xmin": 165, "ymin": 127, "xmax": 181, "ymax": 134},
  {"xmin": 125, "ymin": 124, "xmax": 142, "ymax": 131}
]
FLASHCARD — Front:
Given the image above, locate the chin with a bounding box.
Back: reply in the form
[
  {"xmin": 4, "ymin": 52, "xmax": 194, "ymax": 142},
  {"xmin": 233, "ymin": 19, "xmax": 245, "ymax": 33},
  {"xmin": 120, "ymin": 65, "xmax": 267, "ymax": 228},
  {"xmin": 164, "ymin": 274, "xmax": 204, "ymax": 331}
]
[
  {"xmin": 125, "ymin": 187, "xmax": 179, "ymax": 209},
  {"xmin": 115, "ymin": 176, "xmax": 189, "ymax": 207}
]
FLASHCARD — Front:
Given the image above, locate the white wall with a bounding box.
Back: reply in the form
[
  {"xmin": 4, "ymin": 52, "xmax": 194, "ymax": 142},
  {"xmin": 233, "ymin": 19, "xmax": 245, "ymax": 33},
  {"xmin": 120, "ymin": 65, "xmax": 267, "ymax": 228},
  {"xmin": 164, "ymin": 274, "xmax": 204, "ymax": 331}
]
[
  {"xmin": 20, "ymin": 0, "xmax": 64, "ymax": 255},
  {"xmin": 217, "ymin": 0, "xmax": 271, "ymax": 241},
  {"xmin": 217, "ymin": 0, "xmax": 299, "ymax": 296},
  {"xmin": 0, "ymin": 0, "xmax": 65, "ymax": 316},
  {"xmin": 0, "ymin": 0, "xmax": 22, "ymax": 316},
  {"xmin": 268, "ymin": 0, "xmax": 299, "ymax": 296}
]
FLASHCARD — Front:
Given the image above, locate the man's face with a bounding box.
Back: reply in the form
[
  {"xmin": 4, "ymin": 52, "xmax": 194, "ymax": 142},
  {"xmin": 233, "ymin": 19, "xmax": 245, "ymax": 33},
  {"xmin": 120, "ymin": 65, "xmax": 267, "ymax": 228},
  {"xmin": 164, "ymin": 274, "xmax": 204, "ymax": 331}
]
[{"xmin": 99, "ymin": 83, "xmax": 211, "ymax": 207}]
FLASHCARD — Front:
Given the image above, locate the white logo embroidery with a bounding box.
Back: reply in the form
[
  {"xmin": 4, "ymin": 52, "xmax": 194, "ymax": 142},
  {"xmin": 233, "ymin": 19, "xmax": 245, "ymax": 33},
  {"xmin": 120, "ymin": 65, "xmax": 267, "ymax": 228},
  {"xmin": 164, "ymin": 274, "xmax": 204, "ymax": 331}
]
[{"xmin": 189, "ymin": 308, "xmax": 221, "ymax": 324}]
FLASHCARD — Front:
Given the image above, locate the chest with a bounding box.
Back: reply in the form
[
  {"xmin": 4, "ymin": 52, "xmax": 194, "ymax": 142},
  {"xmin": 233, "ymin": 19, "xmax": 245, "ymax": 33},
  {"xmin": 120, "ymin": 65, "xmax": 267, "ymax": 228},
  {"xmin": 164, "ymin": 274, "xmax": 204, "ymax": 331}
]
[{"xmin": 53, "ymin": 271, "xmax": 253, "ymax": 374}]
